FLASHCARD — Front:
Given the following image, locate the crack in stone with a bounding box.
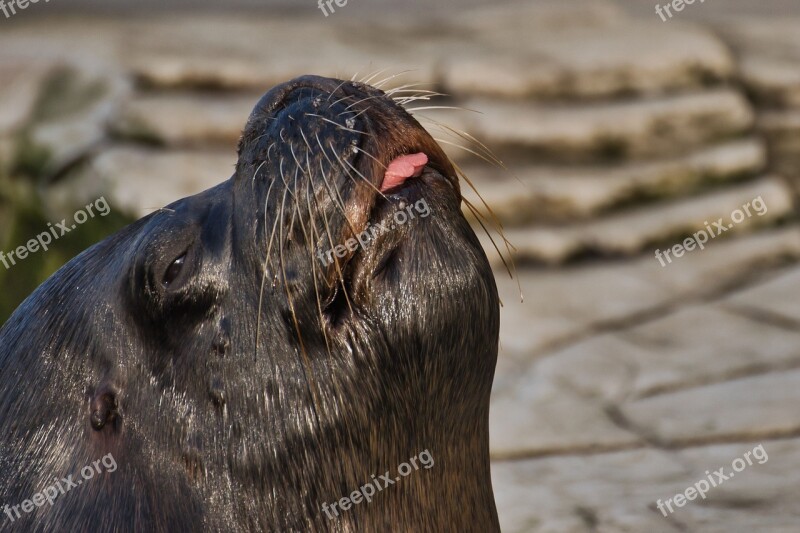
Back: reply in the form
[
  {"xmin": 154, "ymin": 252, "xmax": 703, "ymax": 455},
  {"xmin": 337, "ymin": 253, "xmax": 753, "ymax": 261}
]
[
  {"xmin": 491, "ymin": 430, "xmax": 800, "ymax": 463},
  {"xmin": 650, "ymin": 428, "xmax": 800, "ymax": 452},
  {"xmin": 574, "ymin": 505, "xmax": 599, "ymax": 532},
  {"xmin": 649, "ymin": 504, "xmax": 690, "ymax": 532},
  {"xmin": 633, "ymin": 357, "xmax": 800, "ymax": 400},
  {"xmin": 724, "ymin": 303, "xmax": 800, "ymax": 332},
  {"xmin": 604, "ymin": 403, "xmax": 669, "ymax": 449}
]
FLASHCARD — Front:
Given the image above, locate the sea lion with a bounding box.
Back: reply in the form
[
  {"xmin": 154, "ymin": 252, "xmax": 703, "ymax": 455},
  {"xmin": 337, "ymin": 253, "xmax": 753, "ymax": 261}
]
[{"xmin": 0, "ymin": 75, "xmax": 501, "ymax": 532}]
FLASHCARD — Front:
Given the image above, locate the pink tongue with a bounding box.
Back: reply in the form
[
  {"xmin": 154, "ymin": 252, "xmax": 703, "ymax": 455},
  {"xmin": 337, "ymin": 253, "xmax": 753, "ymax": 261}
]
[{"xmin": 381, "ymin": 152, "xmax": 428, "ymax": 192}]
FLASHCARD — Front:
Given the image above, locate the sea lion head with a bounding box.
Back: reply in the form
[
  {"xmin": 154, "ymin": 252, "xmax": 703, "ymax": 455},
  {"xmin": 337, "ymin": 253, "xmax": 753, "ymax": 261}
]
[{"xmin": 0, "ymin": 75, "xmax": 500, "ymax": 531}]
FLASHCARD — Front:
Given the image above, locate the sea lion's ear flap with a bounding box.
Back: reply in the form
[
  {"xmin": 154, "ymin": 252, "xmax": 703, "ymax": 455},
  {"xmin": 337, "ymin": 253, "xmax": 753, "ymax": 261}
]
[{"xmin": 89, "ymin": 379, "xmax": 121, "ymax": 433}]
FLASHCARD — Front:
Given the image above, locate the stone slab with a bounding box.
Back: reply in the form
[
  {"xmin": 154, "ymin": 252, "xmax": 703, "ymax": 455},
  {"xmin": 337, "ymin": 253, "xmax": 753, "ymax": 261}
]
[
  {"xmin": 456, "ymin": 89, "xmax": 754, "ymax": 163},
  {"xmin": 621, "ymin": 369, "xmax": 800, "ymax": 446},
  {"xmin": 47, "ymin": 148, "xmax": 236, "ymax": 219},
  {"xmin": 462, "ymin": 138, "xmax": 766, "ymax": 224},
  {"xmin": 486, "ymin": 176, "xmax": 794, "ymax": 265},
  {"xmin": 725, "ymin": 264, "xmax": 800, "ymax": 323}
]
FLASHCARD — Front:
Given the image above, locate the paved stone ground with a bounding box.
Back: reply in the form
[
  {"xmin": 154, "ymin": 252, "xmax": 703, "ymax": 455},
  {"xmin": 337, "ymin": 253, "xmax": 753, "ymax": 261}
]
[{"xmin": 1, "ymin": 1, "xmax": 799, "ymax": 531}]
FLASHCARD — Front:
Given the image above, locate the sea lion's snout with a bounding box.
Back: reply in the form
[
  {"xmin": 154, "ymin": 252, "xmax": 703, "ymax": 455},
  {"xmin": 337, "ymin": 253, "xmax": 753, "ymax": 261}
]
[{"xmin": 233, "ymin": 75, "xmax": 462, "ymax": 314}]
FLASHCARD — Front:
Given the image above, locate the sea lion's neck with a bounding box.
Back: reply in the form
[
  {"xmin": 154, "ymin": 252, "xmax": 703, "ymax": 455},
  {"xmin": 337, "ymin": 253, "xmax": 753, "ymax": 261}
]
[
  {"xmin": 308, "ymin": 343, "xmax": 500, "ymax": 531},
  {"xmin": 215, "ymin": 308, "xmax": 501, "ymax": 530},
  {"xmin": 312, "ymin": 412, "xmax": 498, "ymax": 530}
]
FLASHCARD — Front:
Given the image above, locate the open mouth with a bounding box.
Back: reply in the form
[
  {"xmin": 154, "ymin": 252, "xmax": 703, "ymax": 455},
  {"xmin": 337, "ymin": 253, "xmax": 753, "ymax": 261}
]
[
  {"xmin": 322, "ymin": 103, "xmax": 455, "ymax": 278},
  {"xmin": 380, "ymin": 152, "xmax": 429, "ymax": 193}
]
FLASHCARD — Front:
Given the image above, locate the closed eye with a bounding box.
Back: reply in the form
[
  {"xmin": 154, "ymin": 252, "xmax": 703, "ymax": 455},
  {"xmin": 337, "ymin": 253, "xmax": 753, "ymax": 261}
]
[{"xmin": 163, "ymin": 254, "xmax": 186, "ymax": 288}]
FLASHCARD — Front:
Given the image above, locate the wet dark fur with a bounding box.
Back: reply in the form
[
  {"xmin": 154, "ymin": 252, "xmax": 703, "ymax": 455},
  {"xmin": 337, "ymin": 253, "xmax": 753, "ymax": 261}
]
[{"xmin": 0, "ymin": 76, "xmax": 500, "ymax": 532}]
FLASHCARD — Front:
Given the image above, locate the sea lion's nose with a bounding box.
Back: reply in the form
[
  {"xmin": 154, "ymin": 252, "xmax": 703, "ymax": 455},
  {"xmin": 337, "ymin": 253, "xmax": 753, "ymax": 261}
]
[
  {"xmin": 246, "ymin": 75, "xmax": 380, "ymax": 124},
  {"xmin": 235, "ymin": 75, "xmax": 367, "ymax": 192}
]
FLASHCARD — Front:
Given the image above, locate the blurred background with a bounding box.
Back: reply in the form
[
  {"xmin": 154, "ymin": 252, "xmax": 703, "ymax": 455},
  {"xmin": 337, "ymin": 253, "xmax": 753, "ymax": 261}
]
[{"xmin": 1, "ymin": 0, "xmax": 799, "ymax": 531}]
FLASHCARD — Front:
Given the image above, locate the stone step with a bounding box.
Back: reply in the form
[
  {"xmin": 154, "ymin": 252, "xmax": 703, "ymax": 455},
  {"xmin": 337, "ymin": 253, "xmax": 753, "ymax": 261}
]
[
  {"xmin": 1, "ymin": 8, "xmax": 733, "ymax": 103},
  {"xmin": 759, "ymin": 110, "xmax": 800, "ymax": 171},
  {"xmin": 0, "ymin": 58, "xmax": 55, "ymax": 135},
  {"xmin": 480, "ymin": 176, "xmax": 794, "ymax": 265},
  {"xmin": 110, "ymin": 93, "xmax": 256, "ymax": 149},
  {"xmin": 758, "ymin": 110, "xmax": 800, "ymax": 146},
  {"xmin": 0, "ymin": 21, "xmax": 130, "ymax": 175},
  {"xmin": 0, "ymin": 58, "xmax": 62, "ymax": 177},
  {"xmin": 461, "ymin": 138, "xmax": 766, "ymax": 224},
  {"xmin": 756, "ymin": 111, "xmax": 800, "ymax": 193},
  {"xmin": 490, "ymin": 369, "xmax": 644, "ymax": 460},
  {"xmin": 47, "ymin": 148, "xmax": 235, "ymax": 219},
  {"xmin": 341, "ymin": 0, "xmax": 733, "ymax": 101},
  {"xmin": 433, "ymin": 89, "xmax": 755, "ymax": 164},
  {"xmin": 120, "ymin": 17, "xmax": 436, "ymax": 91},
  {"xmin": 452, "ymin": 0, "xmax": 626, "ymax": 33},
  {"xmin": 108, "ymin": 90, "xmax": 757, "ymax": 176},
  {"xmin": 441, "ymin": 18, "xmax": 734, "ymax": 100},
  {"xmin": 740, "ymin": 55, "xmax": 800, "ymax": 109},
  {"xmin": 121, "ymin": 3, "xmax": 731, "ymax": 100},
  {"xmin": 17, "ymin": 64, "xmax": 130, "ymax": 181},
  {"xmin": 715, "ymin": 18, "xmax": 800, "ymax": 108},
  {"xmin": 758, "ymin": 110, "xmax": 800, "ymax": 186},
  {"xmin": 0, "ymin": 16, "xmax": 434, "ymax": 92}
]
